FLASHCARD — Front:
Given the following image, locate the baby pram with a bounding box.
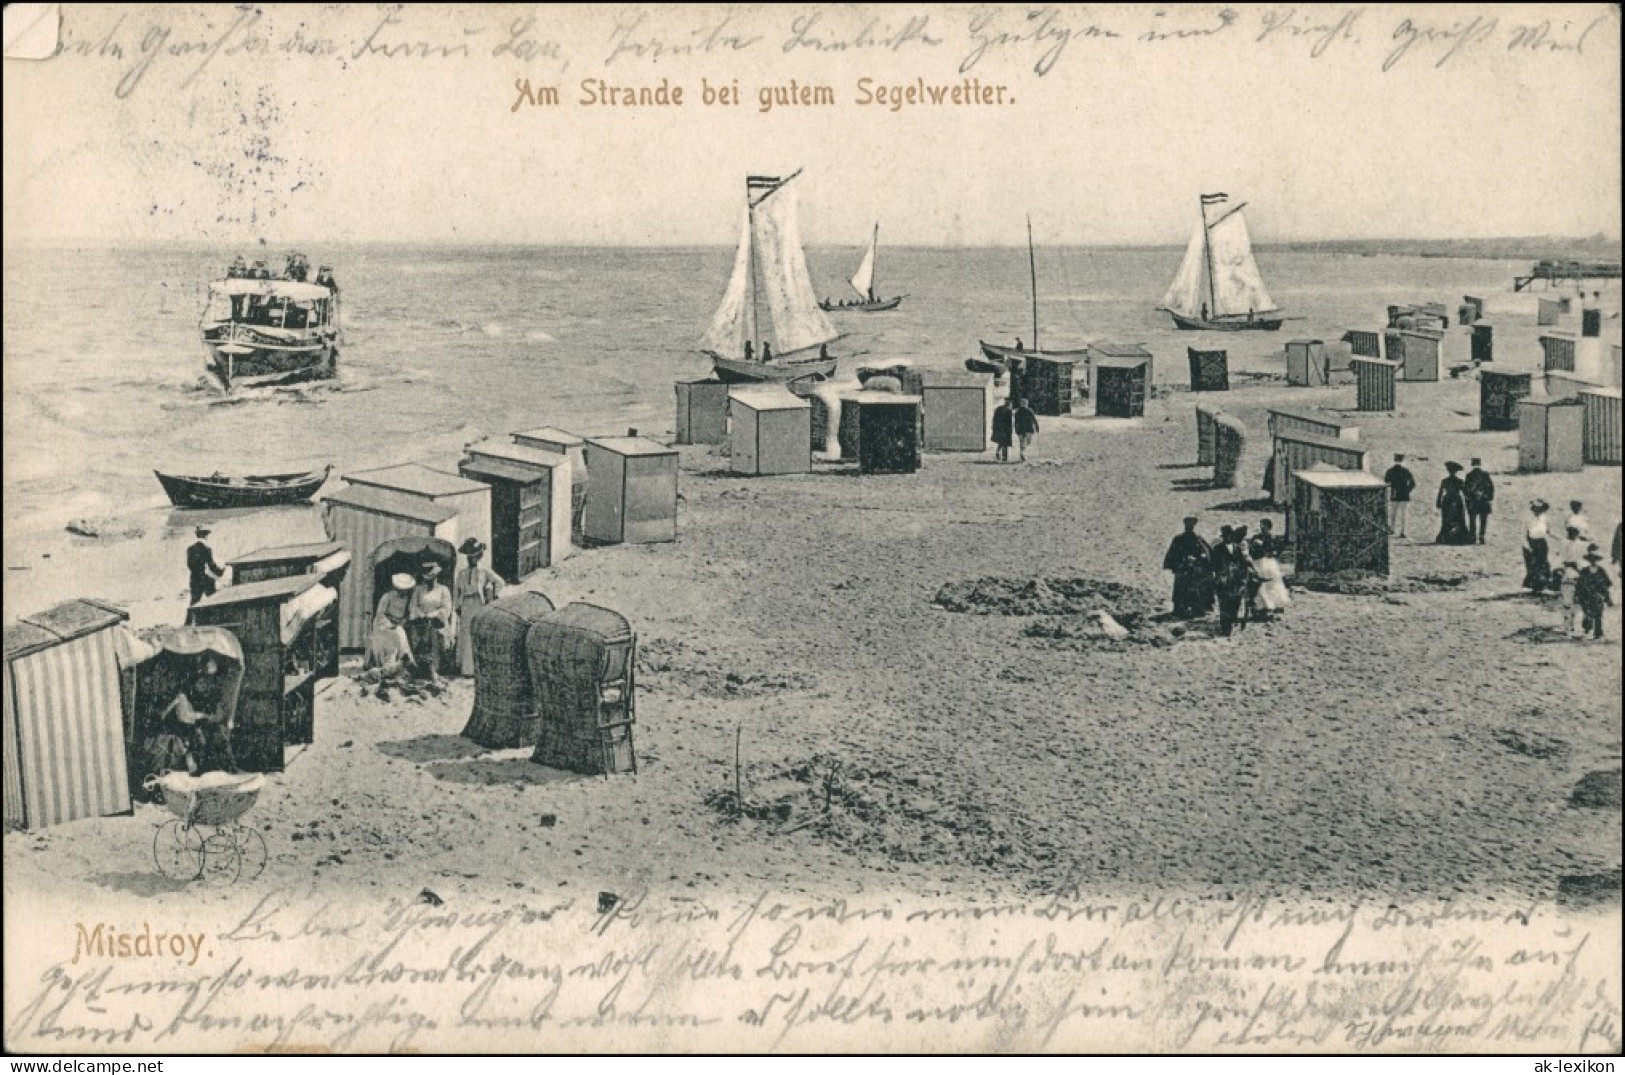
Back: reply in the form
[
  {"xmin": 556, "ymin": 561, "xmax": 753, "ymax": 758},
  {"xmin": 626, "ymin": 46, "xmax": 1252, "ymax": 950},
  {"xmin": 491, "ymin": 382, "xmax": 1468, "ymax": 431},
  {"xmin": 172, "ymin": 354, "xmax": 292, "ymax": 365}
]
[{"xmin": 148, "ymin": 771, "xmax": 267, "ymax": 884}]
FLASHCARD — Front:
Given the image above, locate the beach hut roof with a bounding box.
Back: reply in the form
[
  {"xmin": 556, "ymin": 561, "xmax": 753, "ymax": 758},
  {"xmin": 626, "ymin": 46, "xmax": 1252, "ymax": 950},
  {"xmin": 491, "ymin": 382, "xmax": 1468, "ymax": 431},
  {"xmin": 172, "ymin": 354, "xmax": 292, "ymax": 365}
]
[
  {"xmin": 1288, "ymin": 338, "xmax": 1324, "ymax": 346},
  {"xmin": 1267, "ymin": 406, "xmax": 1336, "ymax": 423},
  {"xmin": 344, "ymin": 463, "xmax": 487, "ymax": 498},
  {"xmin": 228, "ymin": 540, "xmax": 347, "ymax": 568},
  {"xmin": 4, "ymin": 598, "xmax": 127, "ymax": 662},
  {"xmin": 1399, "ymin": 327, "xmax": 1445, "ymax": 340},
  {"xmin": 1089, "ymin": 342, "xmax": 1151, "ymax": 358},
  {"xmin": 1274, "ymin": 429, "xmax": 1364, "ymax": 451},
  {"xmin": 190, "ymin": 573, "xmax": 325, "ymax": 610},
  {"xmin": 465, "ymin": 439, "xmax": 568, "ymax": 470},
  {"xmin": 920, "ymin": 370, "xmax": 991, "ymax": 388},
  {"xmin": 730, "ymin": 386, "xmax": 809, "ymax": 411},
  {"xmin": 1579, "ymin": 386, "xmax": 1622, "ymax": 401},
  {"xmin": 1293, "ymin": 468, "xmax": 1387, "ymax": 490},
  {"xmin": 1093, "ymin": 355, "xmax": 1150, "ymax": 371},
  {"xmin": 324, "ymin": 484, "xmax": 459, "ymax": 524},
  {"xmin": 586, "ymin": 436, "xmax": 677, "ymax": 457},
  {"xmin": 850, "ymin": 393, "xmax": 923, "ymax": 405},
  {"xmin": 1349, "ymin": 356, "xmax": 1401, "ymax": 368},
  {"xmin": 1519, "ymin": 396, "xmax": 1587, "ymax": 409},
  {"xmin": 460, "ymin": 457, "xmax": 545, "ymax": 485},
  {"xmin": 512, "ymin": 426, "xmax": 585, "ymax": 447}
]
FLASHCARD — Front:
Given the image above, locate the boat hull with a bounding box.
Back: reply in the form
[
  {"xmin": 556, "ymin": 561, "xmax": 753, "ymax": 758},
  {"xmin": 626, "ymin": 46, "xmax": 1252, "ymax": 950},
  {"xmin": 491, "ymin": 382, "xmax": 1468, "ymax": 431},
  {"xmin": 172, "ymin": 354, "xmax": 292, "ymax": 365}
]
[
  {"xmin": 821, "ymin": 296, "xmax": 903, "ymax": 313},
  {"xmin": 708, "ymin": 353, "xmax": 838, "ymax": 384},
  {"xmin": 1166, "ymin": 311, "xmax": 1284, "ymax": 332},
  {"xmin": 975, "ymin": 341, "xmax": 1093, "ymax": 368},
  {"xmin": 155, "ymin": 467, "xmax": 332, "ymax": 509},
  {"xmin": 203, "ymin": 327, "xmax": 338, "ymax": 390}
]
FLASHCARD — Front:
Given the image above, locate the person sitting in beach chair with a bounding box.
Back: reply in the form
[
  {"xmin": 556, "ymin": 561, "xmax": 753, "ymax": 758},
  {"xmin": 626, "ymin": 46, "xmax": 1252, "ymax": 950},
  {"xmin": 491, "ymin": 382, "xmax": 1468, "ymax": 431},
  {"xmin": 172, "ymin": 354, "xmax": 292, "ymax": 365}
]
[
  {"xmin": 368, "ymin": 573, "xmax": 416, "ymax": 676},
  {"xmin": 150, "ymin": 658, "xmax": 237, "ymax": 779}
]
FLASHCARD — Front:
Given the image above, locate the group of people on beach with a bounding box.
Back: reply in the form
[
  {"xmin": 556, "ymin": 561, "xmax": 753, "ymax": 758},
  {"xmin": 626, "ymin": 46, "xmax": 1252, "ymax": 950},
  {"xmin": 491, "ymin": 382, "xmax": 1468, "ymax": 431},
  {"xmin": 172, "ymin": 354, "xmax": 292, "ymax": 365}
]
[
  {"xmin": 990, "ymin": 397, "xmax": 1040, "ymax": 462},
  {"xmin": 1521, "ymin": 498, "xmax": 1617, "ymax": 639},
  {"xmin": 1161, "ymin": 515, "xmax": 1291, "ymax": 637},
  {"xmin": 1381, "ymin": 452, "xmax": 1618, "ymax": 639},
  {"xmin": 366, "ymin": 538, "xmax": 503, "ymax": 683}
]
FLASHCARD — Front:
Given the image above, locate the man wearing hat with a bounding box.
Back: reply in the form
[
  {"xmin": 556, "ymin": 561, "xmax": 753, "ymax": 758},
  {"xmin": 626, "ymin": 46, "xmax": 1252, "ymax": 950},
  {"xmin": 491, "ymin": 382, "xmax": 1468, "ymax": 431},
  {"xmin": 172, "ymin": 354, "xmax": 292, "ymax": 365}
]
[
  {"xmin": 1210, "ymin": 525, "xmax": 1254, "ymax": 637},
  {"xmin": 453, "ymin": 538, "xmax": 503, "ymax": 676},
  {"xmin": 1463, "ymin": 458, "xmax": 1494, "ymax": 544},
  {"xmin": 186, "ymin": 526, "xmax": 225, "ymax": 604},
  {"xmin": 407, "ymin": 561, "xmax": 454, "ymax": 682},
  {"xmin": 1383, "ymin": 453, "xmax": 1415, "ymax": 538},
  {"xmin": 1575, "ymin": 548, "xmax": 1614, "ymax": 640},
  {"xmin": 1161, "ymin": 515, "xmax": 1213, "ymax": 619}
]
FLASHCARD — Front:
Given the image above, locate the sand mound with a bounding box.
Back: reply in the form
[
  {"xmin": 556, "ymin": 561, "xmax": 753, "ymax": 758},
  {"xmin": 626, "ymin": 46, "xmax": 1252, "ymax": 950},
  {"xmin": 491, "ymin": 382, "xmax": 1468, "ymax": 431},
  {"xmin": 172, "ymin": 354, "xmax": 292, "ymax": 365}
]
[
  {"xmin": 706, "ymin": 754, "xmax": 1067, "ymax": 887},
  {"xmin": 1298, "ymin": 571, "xmax": 1488, "ymax": 596},
  {"xmin": 932, "ymin": 576, "xmax": 1163, "ymax": 618},
  {"xmin": 1557, "ymin": 869, "xmax": 1622, "ymax": 907},
  {"xmin": 1569, "ymin": 769, "xmax": 1623, "ymax": 810}
]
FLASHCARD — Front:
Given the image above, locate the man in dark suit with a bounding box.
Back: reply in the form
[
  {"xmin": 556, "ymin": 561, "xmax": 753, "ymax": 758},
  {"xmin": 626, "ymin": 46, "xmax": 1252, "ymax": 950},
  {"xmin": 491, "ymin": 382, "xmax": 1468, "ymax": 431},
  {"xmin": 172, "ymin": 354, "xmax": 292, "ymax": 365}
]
[
  {"xmin": 187, "ymin": 526, "xmax": 225, "ymax": 604},
  {"xmin": 1383, "ymin": 452, "xmax": 1416, "ymax": 537},
  {"xmin": 1210, "ymin": 525, "xmax": 1254, "ymax": 637},
  {"xmin": 1463, "ymin": 457, "xmax": 1494, "ymax": 544}
]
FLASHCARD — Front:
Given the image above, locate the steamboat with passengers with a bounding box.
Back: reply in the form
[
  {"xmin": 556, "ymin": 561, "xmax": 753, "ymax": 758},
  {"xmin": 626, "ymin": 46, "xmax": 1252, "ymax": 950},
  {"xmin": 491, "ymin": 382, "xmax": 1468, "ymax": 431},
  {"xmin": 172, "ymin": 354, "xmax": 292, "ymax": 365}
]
[{"xmin": 200, "ymin": 253, "xmax": 341, "ymax": 391}]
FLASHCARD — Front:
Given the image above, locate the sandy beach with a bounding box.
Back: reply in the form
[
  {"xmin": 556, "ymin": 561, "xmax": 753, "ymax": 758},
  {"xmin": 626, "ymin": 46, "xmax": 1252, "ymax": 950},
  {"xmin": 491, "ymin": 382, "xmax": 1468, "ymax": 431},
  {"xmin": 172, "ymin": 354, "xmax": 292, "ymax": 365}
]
[{"xmin": 6, "ymin": 332, "xmax": 1620, "ymax": 914}]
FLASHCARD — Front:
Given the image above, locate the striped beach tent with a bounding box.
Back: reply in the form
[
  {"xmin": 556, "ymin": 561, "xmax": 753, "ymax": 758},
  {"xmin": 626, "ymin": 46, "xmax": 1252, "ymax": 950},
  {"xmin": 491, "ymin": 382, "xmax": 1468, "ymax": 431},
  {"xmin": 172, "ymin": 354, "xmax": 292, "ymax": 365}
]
[{"xmin": 3, "ymin": 598, "xmax": 132, "ymax": 830}]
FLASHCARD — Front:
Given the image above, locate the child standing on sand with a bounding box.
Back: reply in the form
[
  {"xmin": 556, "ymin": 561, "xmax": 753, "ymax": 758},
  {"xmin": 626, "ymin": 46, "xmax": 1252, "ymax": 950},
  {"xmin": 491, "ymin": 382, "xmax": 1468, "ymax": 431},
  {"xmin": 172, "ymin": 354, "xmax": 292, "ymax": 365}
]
[{"xmin": 1554, "ymin": 567, "xmax": 1580, "ymax": 637}]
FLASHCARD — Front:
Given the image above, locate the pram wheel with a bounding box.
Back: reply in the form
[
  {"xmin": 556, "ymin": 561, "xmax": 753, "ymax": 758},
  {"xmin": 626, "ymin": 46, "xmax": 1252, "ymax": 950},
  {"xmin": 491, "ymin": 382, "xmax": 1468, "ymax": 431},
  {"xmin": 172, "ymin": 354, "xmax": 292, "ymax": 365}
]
[
  {"xmin": 238, "ymin": 827, "xmax": 268, "ymax": 881},
  {"xmin": 201, "ymin": 830, "xmax": 244, "ymax": 885},
  {"xmin": 154, "ymin": 820, "xmax": 203, "ymax": 881}
]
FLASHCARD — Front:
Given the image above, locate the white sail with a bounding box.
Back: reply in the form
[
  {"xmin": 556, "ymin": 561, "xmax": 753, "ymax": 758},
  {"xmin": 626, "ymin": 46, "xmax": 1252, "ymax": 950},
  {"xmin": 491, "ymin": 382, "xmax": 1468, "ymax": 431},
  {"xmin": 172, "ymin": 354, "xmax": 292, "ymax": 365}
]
[
  {"xmin": 700, "ymin": 206, "xmax": 754, "ymax": 359},
  {"xmin": 1207, "ymin": 207, "xmax": 1278, "ymax": 316},
  {"xmin": 1161, "ymin": 220, "xmax": 1209, "ymax": 316},
  {"xmin": 753, "ymin": 182, "xmax": 838, "ymax": 354},
  {"xmin": 849, "ymin": 225, "xmax": 877, "ymax": 299}
]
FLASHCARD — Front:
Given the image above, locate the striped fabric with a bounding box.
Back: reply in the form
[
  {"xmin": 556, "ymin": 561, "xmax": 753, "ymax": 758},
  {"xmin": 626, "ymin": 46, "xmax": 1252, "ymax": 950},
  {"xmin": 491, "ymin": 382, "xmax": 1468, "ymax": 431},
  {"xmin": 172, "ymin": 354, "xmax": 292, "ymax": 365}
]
[{"xmin": 5, "ymin": 629, "xmax": 129, "ymax": 830}]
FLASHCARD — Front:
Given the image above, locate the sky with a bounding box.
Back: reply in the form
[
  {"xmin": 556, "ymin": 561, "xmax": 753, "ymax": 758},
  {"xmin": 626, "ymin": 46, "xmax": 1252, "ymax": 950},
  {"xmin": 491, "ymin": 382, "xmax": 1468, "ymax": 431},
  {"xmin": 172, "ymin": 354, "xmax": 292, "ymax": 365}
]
[{"xmin": 4, "ymin": 3, "xmax": 1621, "ymax": 247}]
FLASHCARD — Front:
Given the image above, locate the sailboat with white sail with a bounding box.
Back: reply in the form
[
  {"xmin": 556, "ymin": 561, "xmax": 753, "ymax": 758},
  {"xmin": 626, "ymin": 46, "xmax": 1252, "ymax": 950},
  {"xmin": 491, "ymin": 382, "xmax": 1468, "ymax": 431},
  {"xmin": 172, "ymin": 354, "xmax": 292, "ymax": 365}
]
[
  {"xmin": 821, "ymin": 223, "xmax": 904, "ymax": 312},
  {"xmin": 1159, "ymin": 193, "xmax": 1286, "ymax": 331},
  {"xmin": 701, "ymin": 170, "xmax": 841, "ymax": 384},
  {"xmin": 971, "ymin": 217, "xmax": 1092, "ymax": 374}
]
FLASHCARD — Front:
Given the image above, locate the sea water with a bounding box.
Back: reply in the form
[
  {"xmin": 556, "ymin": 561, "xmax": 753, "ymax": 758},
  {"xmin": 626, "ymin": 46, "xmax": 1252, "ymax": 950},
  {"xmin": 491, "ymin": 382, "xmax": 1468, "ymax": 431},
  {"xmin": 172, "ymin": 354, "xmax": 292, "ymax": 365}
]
[{"xmin": 0, "ymin": 242, "xmax": 1585, "ymax": 539}]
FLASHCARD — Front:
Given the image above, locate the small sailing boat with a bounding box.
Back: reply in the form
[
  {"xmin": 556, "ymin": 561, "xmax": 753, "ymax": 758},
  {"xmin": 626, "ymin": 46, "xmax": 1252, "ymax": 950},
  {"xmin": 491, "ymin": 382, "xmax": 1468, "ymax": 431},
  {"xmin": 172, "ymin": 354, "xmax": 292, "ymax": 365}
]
[
  {"xmin": 701, "ymin": 170, "xmax": 841, "ymax": 384},
  {"xmin": 821, "ymin": 223, "xmax": 904, "ymax": 312},
  {"xmin": 971, "ymin": 217, "xmax": 1092, "ymax": 375},
  {"xmin": 1159, "ymin": 194, "xmax": 1286, "ymax": 331}
]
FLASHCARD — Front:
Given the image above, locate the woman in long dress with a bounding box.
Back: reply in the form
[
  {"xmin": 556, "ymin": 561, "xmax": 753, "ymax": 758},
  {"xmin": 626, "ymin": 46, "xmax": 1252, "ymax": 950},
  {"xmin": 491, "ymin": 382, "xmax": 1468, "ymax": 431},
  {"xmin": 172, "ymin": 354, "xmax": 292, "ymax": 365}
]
[
  {"xmin": 367, "ymin": 573, "xmax": 415, "ymax": 675},
  {"xmin": 1523, "ymin": 499, "xmax": 1553, "ymax": 592},
  {"xmin": 1435, "ymin": 462, "xmax": 1474, "ymax": 545},
  {"xmin": 1248, "ymin": 520, "xmax": 1291, "ymax": 621},
  {"xmin": 453, "ymin": 538, "xmax": 503, "ymax": 676}
]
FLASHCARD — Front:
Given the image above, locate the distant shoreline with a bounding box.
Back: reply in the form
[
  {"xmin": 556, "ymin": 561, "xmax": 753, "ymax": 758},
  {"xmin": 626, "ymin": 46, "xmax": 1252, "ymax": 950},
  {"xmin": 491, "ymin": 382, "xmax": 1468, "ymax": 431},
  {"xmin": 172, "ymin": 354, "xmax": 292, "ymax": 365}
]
[{"xmin": 5, "ymin": 238, "xmax": 1621, "ymax": 261}]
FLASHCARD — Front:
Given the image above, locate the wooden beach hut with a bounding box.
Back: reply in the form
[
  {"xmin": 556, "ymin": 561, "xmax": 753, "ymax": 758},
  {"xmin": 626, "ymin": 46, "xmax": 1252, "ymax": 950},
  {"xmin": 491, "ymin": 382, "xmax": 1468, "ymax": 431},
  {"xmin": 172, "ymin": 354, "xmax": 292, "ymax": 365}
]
[
  {"xmin": 528, "ymin": 604, "xmax": 637, "ymax": 777},
  {"xmin": 1581, "ymin": 309, "xmax": 1602, "ymax": 338},
  {"xmin": 187, "ymin": 575, "xmax": 338, "ymax": 772},
  {"xmin": 1020, "ymin": 354, "xmax": 1076, "ymax": 416},
  {"xmin": 729, "ymin": 386, "xmax": 812, "ymax": 476},
  {"xmin": 1267, "ymin": 408, "xmax": 1358, "ymax": 442},
  {"xmin": 1342, "ymin": 330, "xmax": 1382, "ymax": 359},
  {"xmin": 1580, "ymin": 387, "xmax": 1622, "ymax": 465},
  {"xmin": 1213, "ymin": 414, "xmax": 1247, "ymax": 489},
  {"xmin": 1460, "ymin": 296, "xmax": 1485, "ymax": 325},
  {"xmin": 1478, "ymin": 368, "xmax": 1533, "ymax": 431},
  {"xmin": 511, "ymin": 426, "xmax": 589, "ymax": 543},
  {"xmin": 1272, "ymin": 431, "xmax": 1368, "ymax": 507},
  {"xmin": 1471, "ymin": 323, "xmax": 1494, "ymax": 364},
  {"xmin": 1288, "ymin": 468, "xmax": 1390, "ymax": 577},
  {"xmin": 229, "ymin": 541, "xmax": 351, "ymax": 589},
  {"xmin": 1517, "ymin": 398, "xmax": 1585, "ymax": 473},
  {"xmin": 464, "ymin": 440, "xmax": 574, "ymax": 561},
  {"xmin": 1195, "ymin": 406, "xmax": 1221, "ymax": 466},
  {"xmin": 343, "ymin": 464, "xmax": 491, "ymax": 558},
  {"xmin": 459, "ymin": 455, "xmax": 569, "ymax": 582},
  {"xmin": 1285, "ymin": 339, "xmax": 1327, "ymax": 386},
  {"xmin": 851, "ymin": 394, "xmax": 923, "ymax": 474},
  {"xmin": 323, "ymin": 485, "xmax": 461, "ymax": 651},
  {"xmin": 1187, "ymin": 348, "xmax": 1229, "ymax": 392},
  {"xmin": 1094, "ymin": 355, "xmax": 1151, "ymax": 418},
  {"xmin": 1537, "ymin": 298, "xmax": 1562, "ymax": 326},
  {"xmin": 920, "ymin": 370, "xmax": 990, "ymax": 452},
  {"xmin": 1395, "ymin": 328, "xmax": 1443, "ymax": 382},
  {"xmin": 1540, "ymin": 333, "xmax": 1577, "ymax": 373},
  {"xmin": 674, "ymin": 379, "xmax": 731, "ymax": 446},
  {"xmin": 3, "ymin": 599, "xmax": 131, "ymax": 831},
  {"xmin": 583, "ymin": 437, "xmax": 678, "ymax": 545},
  {"xmin": 461, "ymin": 591, "xmax": 557, "ymax": 750},
  {"xmin": 1351, "ymin": 357, "xmax": 1399, "ymax": 412}
]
